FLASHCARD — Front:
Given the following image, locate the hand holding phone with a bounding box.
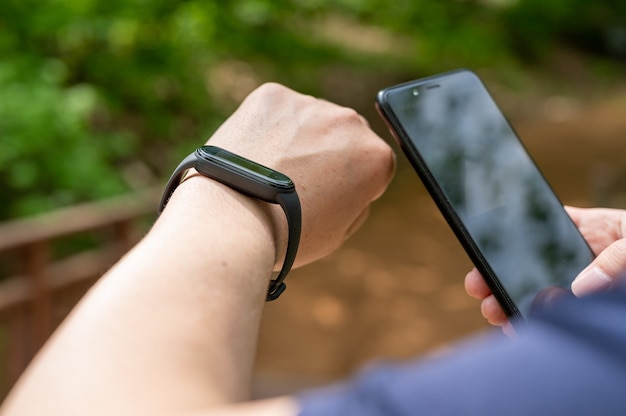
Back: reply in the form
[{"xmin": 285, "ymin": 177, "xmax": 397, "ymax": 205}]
[{"xmin": 376, "ymin": 69, "xmax": 594, "ymax": 323}]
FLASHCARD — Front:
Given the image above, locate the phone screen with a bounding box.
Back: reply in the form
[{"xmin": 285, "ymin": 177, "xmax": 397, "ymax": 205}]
[{"xmin": 377, "ymin": 70, "xmax": 593, "ymax": 319}]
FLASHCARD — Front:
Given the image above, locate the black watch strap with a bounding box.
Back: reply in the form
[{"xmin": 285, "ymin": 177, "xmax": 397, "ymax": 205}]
[
  {"xmin": 158, "ymin": 153, "xmax": 197, "ymax": 210},
  {"xmin": 158, "ymin": 148, "xmax": 301, "ymax": 301},
  {"xmin": 267, "ymin": 191, "xmax": 301, "ymax": 300}
]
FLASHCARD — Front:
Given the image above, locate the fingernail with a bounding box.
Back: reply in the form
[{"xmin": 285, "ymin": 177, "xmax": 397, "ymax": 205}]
[
  {"xmin": 502, "ymin": 322, "xmax": 517, "ymax": 339},
  {"xmin": 571, "ymin": 266, "xmax": 613, "ymax": 296}
]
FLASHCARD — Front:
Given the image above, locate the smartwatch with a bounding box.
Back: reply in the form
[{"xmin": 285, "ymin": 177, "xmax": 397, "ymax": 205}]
[{"xmin": 158, "ymin": 145, "xmax": 301, "ymax": 301}]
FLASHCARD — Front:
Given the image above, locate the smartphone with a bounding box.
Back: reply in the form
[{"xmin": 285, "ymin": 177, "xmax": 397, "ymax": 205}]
[{"xmin": 376, "ymin": 69, "xmax": 594, "ymax": 322}]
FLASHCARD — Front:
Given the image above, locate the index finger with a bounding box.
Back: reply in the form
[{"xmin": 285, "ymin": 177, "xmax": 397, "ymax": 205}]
[{"xmin": 464, "ymin": 268, "xmax": 492, "ymax": 299}]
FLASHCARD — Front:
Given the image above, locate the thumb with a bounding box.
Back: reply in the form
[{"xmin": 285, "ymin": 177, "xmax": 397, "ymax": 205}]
[{"xmin": 571, "ymin": 239, "xmax": 626, "ymax": 296}]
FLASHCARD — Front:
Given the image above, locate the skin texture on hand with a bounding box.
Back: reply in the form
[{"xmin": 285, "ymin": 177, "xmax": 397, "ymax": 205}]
[
  {"xmin": 568, "ymin": 207, "xmax": 626, "ymax": 295},
  {"xmin": 465, "ymin": 206, "xmax": 626, "ymax": 330},
  {"xmin": 205, "ymin": 83, "xmax": 396, "ymax": 268},
  {"xmin": 0, "ymin": 84, "xmax": 395, "ymax": 416}
]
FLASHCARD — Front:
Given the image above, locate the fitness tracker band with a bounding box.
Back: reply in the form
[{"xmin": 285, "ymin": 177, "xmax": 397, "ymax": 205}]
[{"xmin": 158, "ymin": 145, "xmax": 301, "ymax": 301}]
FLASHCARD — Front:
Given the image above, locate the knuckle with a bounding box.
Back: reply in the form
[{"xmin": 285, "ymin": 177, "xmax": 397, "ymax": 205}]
[
  {"xmin": 613, "ymin": 238, "xmax": 626, "ymax": 253},
  {"xmin": 330, "ymin": 106, "xmax": 362, "ymax": 126},
  {"xmin": 371, "ymin": 140, "xmax": 396, "ymax": 175},
  {"xmin": 254, "ymin": 82, "xmax": 291, "ymax": 99},
  {"xmin": 604, "ymin": 239, "xmax": 626, "ymax": 269}
]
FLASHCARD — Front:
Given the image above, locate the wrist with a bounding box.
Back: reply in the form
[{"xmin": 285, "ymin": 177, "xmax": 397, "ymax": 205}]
[
  {"xmin": 157, "ymin": 146, "xmax": 301, "ymax": 300},
  {"xmin": 155, "ymin": 174, "xmax": 279, "ymax": 283}
]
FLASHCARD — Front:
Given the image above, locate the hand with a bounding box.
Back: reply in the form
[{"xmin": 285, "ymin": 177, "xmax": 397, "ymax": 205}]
[
  {"xmin": 204, "ymin": 83, "xmax": 396, "ymax": 268},
  {"xmin": 465, "ymin": 206, "xmax": 626, "ymax": 329}
]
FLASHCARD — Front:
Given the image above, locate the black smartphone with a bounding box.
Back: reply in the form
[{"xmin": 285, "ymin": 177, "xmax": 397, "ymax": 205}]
[{"xmin": 376, "ymin": 69, "xmax": 594, "ymax": 322}]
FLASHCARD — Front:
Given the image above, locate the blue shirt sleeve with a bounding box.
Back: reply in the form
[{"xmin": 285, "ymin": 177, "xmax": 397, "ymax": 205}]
[{"xmin": 297, "ymin": 283, "xmax": 626, "ymax": 416}]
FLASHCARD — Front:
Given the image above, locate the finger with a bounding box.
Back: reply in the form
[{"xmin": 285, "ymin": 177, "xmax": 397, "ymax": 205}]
[
  {"xmin": 481, "ymin": 295, "xmax": 508, "ymax": 327},
  {"xmin": 563, "ymin": 205, "xmax": 582, "ymax": 224},
  {"xmin": 571, "ymin": 238, "xmax": 626, "ymax": 296},
  {"xmin": 502, "ymin": 322, "xmax": 517, "ymax": 338},
  {"xmin": 563, "ymin": 206, "xmax": 626, "ymax": 255},
  {"xmin": 371, "ymin": 145, "xmax": 397, "ymax": 201},
  {"xmin": 344, "ymin": 207, "xmax": 370, "ymax": 241},
  {"xmin": 355, "ymin": 112, "xmax": 370, "ymax": 127},
  {"xmin": 464, "ymin": 268, "xmax": 492, "ymax": 299}
]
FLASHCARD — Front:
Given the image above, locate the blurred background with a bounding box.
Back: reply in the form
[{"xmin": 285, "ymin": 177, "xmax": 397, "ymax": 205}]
[{"xmin": 1, "ymin": 0, "xmax": 626, "ymax": 399}]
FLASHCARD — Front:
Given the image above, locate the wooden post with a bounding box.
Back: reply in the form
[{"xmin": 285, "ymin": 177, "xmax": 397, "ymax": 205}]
[
  {"xmin": 113, "ymin": 219, "xmax": 134, "ymax": 256},
  {"xmin": 24, "ymin": 241, "xmax": 51, "ymax": 354},
  {"xmin": 5, "ymin": 306, "xmax": 30, "ymax": 387}
]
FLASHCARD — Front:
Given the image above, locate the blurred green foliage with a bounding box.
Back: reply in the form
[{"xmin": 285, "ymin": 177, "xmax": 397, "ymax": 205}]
[
  {"xmin": 504, "ymin": 0, "xmax": 626, "ymax": 59},
  {"xmin": 0, "ymin": 0, "xmax": 623, "ymax": 219}
]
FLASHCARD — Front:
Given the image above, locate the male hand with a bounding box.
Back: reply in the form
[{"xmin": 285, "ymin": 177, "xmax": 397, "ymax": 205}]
[
  {"xmin": 205, "ymin": 83, "xmax": 396, "ymax": 268},
  {"xmin": 465, "ymin": 206, "xmax": 626, "ymax": 330}
]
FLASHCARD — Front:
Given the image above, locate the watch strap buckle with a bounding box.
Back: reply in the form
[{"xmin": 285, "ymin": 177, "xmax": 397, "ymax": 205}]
[{"xmin": 266, "ymin": 280, "xmax": 287, "ymax": 301}]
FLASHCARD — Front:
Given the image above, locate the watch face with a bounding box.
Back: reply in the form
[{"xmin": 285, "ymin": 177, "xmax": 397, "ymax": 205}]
[{"xmin": 197, "ymin": 146, "xmax": 294, "ymax": 191}]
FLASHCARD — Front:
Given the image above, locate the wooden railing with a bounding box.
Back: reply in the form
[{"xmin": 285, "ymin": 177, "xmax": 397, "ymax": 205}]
[{"xmin": 0, "ymin": 188, "xmax": 161, "ymax": 397}]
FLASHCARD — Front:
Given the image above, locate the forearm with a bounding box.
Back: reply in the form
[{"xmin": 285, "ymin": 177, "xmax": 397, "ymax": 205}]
[
  {"xmin": 3, "ymin": 177, "xmax": 278, "ymax": 415},
  {"xmin": 1, "ymin": 82, "xmax": 395, "ymax": 416}
]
